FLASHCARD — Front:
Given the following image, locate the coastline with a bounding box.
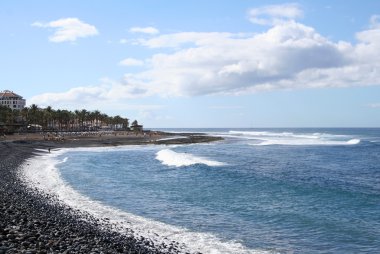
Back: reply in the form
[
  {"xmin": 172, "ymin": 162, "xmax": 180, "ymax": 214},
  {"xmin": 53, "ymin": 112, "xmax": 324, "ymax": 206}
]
[{"xmin": 0, "ymin": 132, "xmax": 222, "ymax": 253}]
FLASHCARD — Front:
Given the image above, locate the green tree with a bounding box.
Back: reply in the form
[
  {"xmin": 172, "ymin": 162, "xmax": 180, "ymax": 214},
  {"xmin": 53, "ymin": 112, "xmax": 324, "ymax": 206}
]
[
  {"xmin": 0, "ymin": 104, "xmax": 139, "ymax": 133},
  {"xmin": 131, "ymin": 120, "xmax": 138, "ymax": 127},
  {"xmin": 29, "ymin": 104, "xmax": 39, "ymax": 124}
]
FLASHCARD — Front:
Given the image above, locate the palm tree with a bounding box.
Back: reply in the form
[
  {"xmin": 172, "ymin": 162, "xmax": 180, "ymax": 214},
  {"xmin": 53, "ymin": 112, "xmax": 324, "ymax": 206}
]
[
  {"xmin": 60, "ymin": 110, "xmax": 72, "ymax": 131},
  {"xmin": 0, "ymin": 106, "xmax": 13, "ymax": 132},
  {"xmin": 29, "ymin": 104, "xmax": 39, "ymax": 124},
  {"xmin": 88, "ymin": 111, "xmax": 96, "ymax": 130},
  {"xmin": 0, "ymin": 106, "xmax": 12, "ymax": 125},
  {"xmin": 2, "ymin": 104, "xmax": 140, "ymax": 134},
  {"xmin": 131, "ymin": 120, "xmax": 138, "ymax": 127},
  {"xmin": 40, "ymin": 106, "xmax": 54, "ymax": 130},
  {"xmin": 122, "ymin": 117, "xmax": 129, "ymax": 130},
  {"xmin": 21, "ymin": 107, "xmax": 29, "ymax": 125},
  {"xmin": 74, "ymin": 110, "xmax": 81, "ymax": 130},
  {"xmin": 93, "ymin": 110, "xmax": 101, "ymax": 129},
  {"xmin": 55, "ymin": 109, "xmax": 64, "ymax": 131},
  {"xmin": 74, "ymin": 109, "xmax": 88, "ymax": 131}
]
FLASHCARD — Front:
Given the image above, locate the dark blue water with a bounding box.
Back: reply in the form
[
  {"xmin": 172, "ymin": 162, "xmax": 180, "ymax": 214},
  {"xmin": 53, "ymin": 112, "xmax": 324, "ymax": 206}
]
[{"xmin": 57, "ymin": 128, "xmax": 380, "ymax": 253}]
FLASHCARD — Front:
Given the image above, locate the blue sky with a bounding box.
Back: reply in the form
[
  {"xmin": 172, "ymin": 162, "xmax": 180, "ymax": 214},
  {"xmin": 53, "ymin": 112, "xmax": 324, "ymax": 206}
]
[{"xmin": 1, "ymin": 0, "xmax": 380, "ymax": 127}]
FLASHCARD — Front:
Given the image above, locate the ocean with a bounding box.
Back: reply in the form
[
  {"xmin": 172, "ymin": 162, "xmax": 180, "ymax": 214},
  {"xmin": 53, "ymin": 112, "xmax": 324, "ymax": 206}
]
[{"xmin": 22, "ymin": 128, "xmax": 380, "ymax": 253}]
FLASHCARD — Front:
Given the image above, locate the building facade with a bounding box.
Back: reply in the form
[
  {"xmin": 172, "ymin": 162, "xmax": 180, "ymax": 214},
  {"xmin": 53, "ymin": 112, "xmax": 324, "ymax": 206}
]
[{"xmin": 0, "ymin": 90, "xmax": 26, "ymax": 110}]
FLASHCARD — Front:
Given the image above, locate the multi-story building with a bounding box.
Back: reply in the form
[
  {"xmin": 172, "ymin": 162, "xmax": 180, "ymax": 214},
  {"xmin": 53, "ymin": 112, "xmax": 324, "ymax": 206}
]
[{"xmin": 0, "ymin": 90, "xmax": 26, "ymax": 110}]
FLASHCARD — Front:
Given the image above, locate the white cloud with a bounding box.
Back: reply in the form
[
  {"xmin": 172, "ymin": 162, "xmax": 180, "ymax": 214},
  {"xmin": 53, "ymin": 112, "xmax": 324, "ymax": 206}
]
[
  {"xmin": 129, "ymin": 26, "xmax": 159, "ymax": 35},
  {"xmin": 28, "ymin": 86, "xmax": 105, "ymax": 106},
  {"xmin": 28, "ymin": 78, "xmax": 150, "ymax": 107},
  {"xmin": 137, "ymin": 32, "xmax": 233, "ymax": 48},
  {"xmin": 130, "ymin": 21, "xmax": 352, "ymax": 96},
  {"xmin": 248, "ymin": 3, "xmax": 303, "ymax": 25},
  {"xmin": 370, "ymin": 15, "xmax": 380, "ymax": 28},
  {"xmin": 209, "ymin": 106, "xmax": 244, "ymax": 110},
  {"xmin": 30, "ymin": 9, "xmax": 380, "ymax": 103},
  {"xmin": 31, "ymin": 21, "xmax": 44, "ymax": 27},
  {"xmin": 368, "ymin": 103, "xmax": 380, "ymax": 108},
  {"xmin": 119, "ymin": 58, "xmax": 144, "ymax": 66},
  {"xmin": 27, "ymin": 80, "xmax": 166, "ymax": 122},
  {"xmin": 32, "ymin": 17, "xmax": 98, "ymax": 42}
]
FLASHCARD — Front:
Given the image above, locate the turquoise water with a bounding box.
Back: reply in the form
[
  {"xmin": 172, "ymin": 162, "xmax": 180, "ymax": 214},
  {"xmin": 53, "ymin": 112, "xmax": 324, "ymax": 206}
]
[{"xmin": 55, "ymin": 128, "xmax": 380, "ymax": 253}]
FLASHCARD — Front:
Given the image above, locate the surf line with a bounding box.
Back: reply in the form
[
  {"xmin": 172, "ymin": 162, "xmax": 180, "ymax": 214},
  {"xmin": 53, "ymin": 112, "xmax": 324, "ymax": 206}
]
[
  {"xmin": 20, "ymin": 149, "xmax": 263, "ymax": 254},
  {"xmin": 156, "ymin": 149, "xmax": 226, "ymax": 167}
]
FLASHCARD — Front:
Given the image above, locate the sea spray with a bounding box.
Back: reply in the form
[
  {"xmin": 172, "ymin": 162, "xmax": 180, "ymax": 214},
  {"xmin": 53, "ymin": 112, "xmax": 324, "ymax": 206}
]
[
  {"xmin": 225, "ymin": 130, "xmax": 361, "ymax": 146},
  {"xmin": 251, "ymin": 138, "xmax": 361, "ymax": 146},
  {"xmin": 155, "ymin": 149, "xmax": 226, "ymax": 167}
]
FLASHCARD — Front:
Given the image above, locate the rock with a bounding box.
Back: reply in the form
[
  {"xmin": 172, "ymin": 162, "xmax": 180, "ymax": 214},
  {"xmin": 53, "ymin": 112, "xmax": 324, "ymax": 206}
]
[{"xmin": 0, "ymin": 246, "xmax": 10, "ymax": 254}]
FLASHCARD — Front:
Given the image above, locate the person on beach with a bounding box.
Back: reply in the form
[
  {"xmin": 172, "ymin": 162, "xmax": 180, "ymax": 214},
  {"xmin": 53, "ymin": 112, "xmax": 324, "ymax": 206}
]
[{"xmin": 48, "ymin": 148, "xmax": 51, "ymax": 153}]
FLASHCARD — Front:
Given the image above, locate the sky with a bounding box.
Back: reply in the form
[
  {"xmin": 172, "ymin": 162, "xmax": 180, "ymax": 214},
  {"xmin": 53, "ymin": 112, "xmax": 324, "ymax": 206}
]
[{"xmin": 1, "ymin": 0, "xmax": 380, "ymax": 128}]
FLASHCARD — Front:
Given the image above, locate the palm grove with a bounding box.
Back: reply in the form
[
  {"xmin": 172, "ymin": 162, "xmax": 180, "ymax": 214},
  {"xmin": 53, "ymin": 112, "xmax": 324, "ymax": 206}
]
[{"xmin": 0, "ymin": 104, "xmax": 138, "ymax": 133}]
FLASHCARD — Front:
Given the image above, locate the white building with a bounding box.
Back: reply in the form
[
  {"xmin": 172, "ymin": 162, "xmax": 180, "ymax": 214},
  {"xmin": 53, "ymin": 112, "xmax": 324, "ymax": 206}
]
[{"xmin": 0, "ymin": 90, "xmax": 26, "ymax": 110}]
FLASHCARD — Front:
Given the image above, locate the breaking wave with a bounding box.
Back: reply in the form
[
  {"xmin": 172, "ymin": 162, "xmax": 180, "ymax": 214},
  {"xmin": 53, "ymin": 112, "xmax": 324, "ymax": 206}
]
[
  {"xmin": 252, "ymin": 138, "xmax": 361, "ymax": 146},
  {"xmin": 20, "ymin": 151, "xmax": 263, "ymax": 254},
  {"xmin": 225, "ymin": 131, "xmax": 361, "ymax": 146},
  {"xmin": 156, "ymin": 149, "xmax": 225, "ymax": 167}
]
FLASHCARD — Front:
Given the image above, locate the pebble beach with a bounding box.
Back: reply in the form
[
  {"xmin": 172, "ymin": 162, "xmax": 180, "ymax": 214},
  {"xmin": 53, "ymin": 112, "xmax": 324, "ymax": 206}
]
[{"xmin": 0, "ymin": 132, "xmax": 221, "ymax": 253}]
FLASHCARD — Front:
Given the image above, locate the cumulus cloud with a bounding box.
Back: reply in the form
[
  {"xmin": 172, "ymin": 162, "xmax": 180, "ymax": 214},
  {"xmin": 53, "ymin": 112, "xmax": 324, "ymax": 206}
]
[
  {"xmin": 129, "ymin": 26, "xmax": 159, "ymax": 35},
  {"xmin": 119, "ymin": 58, "xmax": 144, "ymax": 66},
  {"xmin": 248, "ymin": 3, "xmax": 303, "ymax": 25},
  {"xmin": 32, "ymin": 18, "xmax": 98, "ymax": 42},
  {"xmin": 130, "ymin": 21, "xmax": 352, "ymax": 96},
  {"xmin": 27, "ymin": 80, "xmax": 166, "ymax": 121},
  {"xmin": 30, "ymin": 7, "xmax": 380, "ymax": 103},
  {"xmin": 125, "ymin": 13, "xmax": 379, "ymax": 97},
  {"xmin": 29, "ymin": 86, "xmax": 104, "ymax": 105},
  {"xmin": 28, "ymin": 78, "xmax": 150, "ymax": 106}
]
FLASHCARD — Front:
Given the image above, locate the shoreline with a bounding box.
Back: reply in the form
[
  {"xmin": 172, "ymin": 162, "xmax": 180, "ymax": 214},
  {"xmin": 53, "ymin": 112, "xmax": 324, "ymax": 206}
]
[
  {"xmin": 0, "ymin": 132, "xmax": 222, "ymax": 253},
  {"xmin": 2, "ymin": 131, "xmax": 222, "ymax": 148}
]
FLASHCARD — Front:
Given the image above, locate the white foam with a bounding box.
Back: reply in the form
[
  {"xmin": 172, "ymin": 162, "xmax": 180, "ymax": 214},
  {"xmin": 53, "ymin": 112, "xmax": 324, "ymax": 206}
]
[
  {"xmin": 156, "ymin": 149, "xmax": 225, "ymax": 167},
  {"xmin": 55, "ymin": 157, "xmax": 68, "ymax": 164},
  {"xmin": 230, "ymin": 130, "xmax": 293, "ymax": 137},
  {"xmin": 20, "ymin": 151, "xmax": 265, "ymax": 254},
  {"xmin": 222, "ymin": 130, "xmax": 361, "ymax": 146},
  {"xmin": 155, "ymin": 136, "xmax": 189, "ymax": 141},
  {"xmin": 370, "ymin": 138, "xmax": 380, "ymax": 143},
  {"xmin": 346, "ymin": 138, "xmax": 361, "ymax": 145},
  {"xmin": 252, "ymin": 138, "xmax": 361, "ymax": 146},
  {"xmin": 229, "ymin": 130, "xmax": 326, "ymax": 139},
  {"xmin": 34, "ymin": 148, "xmax": 50, "ymax": 153}
]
